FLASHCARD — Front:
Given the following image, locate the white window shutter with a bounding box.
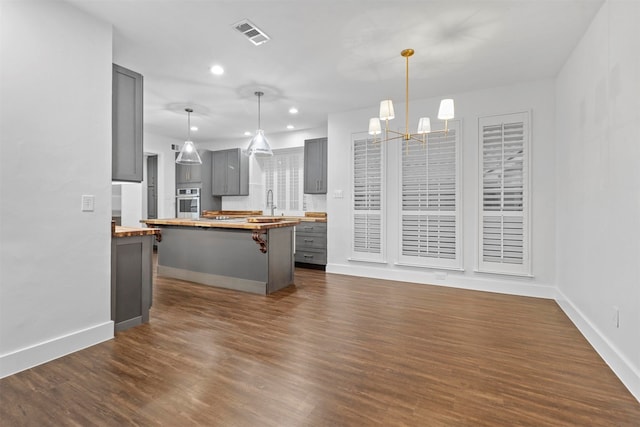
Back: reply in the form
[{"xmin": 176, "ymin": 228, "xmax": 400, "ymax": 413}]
[
  {"xmin": 259, "ymin": 147, "xmax": 304, "ymax": 213},
  {"xmin": 478, "ymin": 112, "xmax": 531, "ymax": 276},
  {"xmin": 398, "ymin": 121, "xmax": 462, "ymax": 269},
  {"xmin": 351, "ymin": 134, "xmax": 385, "ymax": 262}
]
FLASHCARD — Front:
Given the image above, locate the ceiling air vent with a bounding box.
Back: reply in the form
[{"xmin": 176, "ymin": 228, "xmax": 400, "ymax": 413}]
[{"xmin": 232, "ymin": 19, "xmax": 270, "ymax": 46}]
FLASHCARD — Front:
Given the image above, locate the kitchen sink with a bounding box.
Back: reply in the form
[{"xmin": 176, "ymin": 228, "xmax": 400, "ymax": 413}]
[{"xmin": 195, "ymin": 217, "xmax": 247, "ymax": 223}]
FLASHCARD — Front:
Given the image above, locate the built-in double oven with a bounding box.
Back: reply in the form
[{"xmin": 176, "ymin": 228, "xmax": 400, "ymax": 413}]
[{"xmin": 176, "ymin": 187, "xmax": 200, "ymax": 219}]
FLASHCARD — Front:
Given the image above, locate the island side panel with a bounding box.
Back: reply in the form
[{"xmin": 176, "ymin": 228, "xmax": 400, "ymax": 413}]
[
  {"xmin": 267, "ymin": 227, "xmax": 295, "ymax": 293},
  {"xmin": 157, "ymin": 226, "xmax": 269, "ymax": 294},
  {"xmin": 111, "ymin": 234, "xmax": 153, "ymax": 332}
]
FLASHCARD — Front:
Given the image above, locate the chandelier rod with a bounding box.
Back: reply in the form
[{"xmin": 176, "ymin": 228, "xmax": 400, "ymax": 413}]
[{"xmin": 404, "ymin": 49, "xmax": 412, "ymax": 139}]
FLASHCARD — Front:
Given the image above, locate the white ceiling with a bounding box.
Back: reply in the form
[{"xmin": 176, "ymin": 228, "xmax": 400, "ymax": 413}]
[{"xmin": 68, "ymin": 0, "xmax": 603, "ymax": 144}]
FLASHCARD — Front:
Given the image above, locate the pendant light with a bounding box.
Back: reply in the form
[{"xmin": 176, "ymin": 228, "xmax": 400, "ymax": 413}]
[
  {"xmin": 176, "ymin": 108, "xmax": 202, "ymax": 165},
  {"xmin": 246, "ymin": 91, "xmax": 273, "ymax": 156}
]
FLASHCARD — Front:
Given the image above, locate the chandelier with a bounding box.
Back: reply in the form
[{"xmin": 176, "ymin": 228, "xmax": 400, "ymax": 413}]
[{"xmin": 368, "ymin": 49, "xmax": 454, "ymax": 144}]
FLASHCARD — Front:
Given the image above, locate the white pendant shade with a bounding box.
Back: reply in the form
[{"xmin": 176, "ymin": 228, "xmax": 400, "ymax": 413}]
[
  {"xmin": 437, "ymin": 99, "xmax": 455, "ymax": 120},
  {"xmin": 379, "ymin": 100, "xmax": 395, "ymax": 120},
  {"xmin": 368, "ymin": 118, "xmax": 382, "ymax": 135},
  {"xmin": 247, "ymin": 129, "xmax": 273, "ymax": 156},
  {"xmin": 417, "ymin": 117, "xmax": 431, "ymax": 134},
  {"xmin": 176, "ymin": 140, "xmax": 202, "ymax": 164}
]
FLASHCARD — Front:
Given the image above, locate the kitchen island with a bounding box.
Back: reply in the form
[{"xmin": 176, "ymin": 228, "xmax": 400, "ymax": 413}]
[
  {"xmin": 142, "ymin": 218, "xmax": 299, "ymax": 295},
  {"xmin": 112, "ymin": 224, "xmax": 161, "ymax": 331}
]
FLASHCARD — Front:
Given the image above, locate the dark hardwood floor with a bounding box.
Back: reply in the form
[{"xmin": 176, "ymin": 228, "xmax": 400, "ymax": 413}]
[{"xmin": 1, "ymin": 262, "xmax": 639, "ymax": 426}]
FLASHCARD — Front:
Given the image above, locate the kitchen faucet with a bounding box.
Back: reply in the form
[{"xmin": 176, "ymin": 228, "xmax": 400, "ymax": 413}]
[{"xmin": 266, "ymin": 189, "xmax": 276, "ymax": 216}]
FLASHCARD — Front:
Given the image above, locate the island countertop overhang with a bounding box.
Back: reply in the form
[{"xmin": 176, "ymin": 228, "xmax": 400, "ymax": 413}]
[{"xmin": 141, "ymin": 217, "xmax": 301, "ymax": 230}]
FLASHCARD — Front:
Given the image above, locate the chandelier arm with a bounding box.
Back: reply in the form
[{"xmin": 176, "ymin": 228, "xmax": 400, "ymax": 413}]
[
  {"xmin": 408, "ymin": 135, "xmax": 426, "ymax": 144},
  {"xmin": 380, "ymin": 133, "xmax": 405, "ymax": 143}
]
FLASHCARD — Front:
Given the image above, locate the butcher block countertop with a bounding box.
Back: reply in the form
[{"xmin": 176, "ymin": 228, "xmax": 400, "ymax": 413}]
[
  {"xmin": 142, "ymin": 217, "xmax": 300, "ymax": 230},
  {"xmin": 113, "ymin": 225, "xmax": 162, "ymax": 239},
  {"xmin": 201, "ymin": 211, "xmax": 327, "ymax": 223}
]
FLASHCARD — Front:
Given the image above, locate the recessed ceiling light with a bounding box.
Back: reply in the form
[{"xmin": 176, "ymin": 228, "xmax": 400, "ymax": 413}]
[
  {"xmin": 210, "ymin": 65, "xmax": 224, "ymax": 75},
  {"xmin": 190, "ymin": 126, "xmax": 198, "ymax": 131},
  {"xmin": 289, "ymin": 107, "xmax": 298, "ymax": 114},
  {"xmin": 244, "ymin": 131, "xmax": 252, "ymax": 136},
  {"xmin": 287, "ymin": 125, "xmax": 294, "ymax": 130}
]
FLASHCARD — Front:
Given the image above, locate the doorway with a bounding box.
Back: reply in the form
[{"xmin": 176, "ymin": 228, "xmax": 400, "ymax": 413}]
[{"xmin": 147, "ymin": 155, "xmax": 158, "ymax": 219}]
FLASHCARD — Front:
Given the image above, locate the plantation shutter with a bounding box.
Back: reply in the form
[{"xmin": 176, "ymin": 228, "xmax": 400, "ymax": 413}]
[
  {"xmin": 399, "ymin": 121, "xmax": 461, "ymax": 269},
  {"xmin": 260, "ymin": 148, "xmax": 303, "ymax": 213},
  {"xmin": 351, "ymin": 135, "xmax": 385, "ymax": 262},
  {"xmin": 478, "ymin": 112, "xmax": 530, "ymax": 275}
]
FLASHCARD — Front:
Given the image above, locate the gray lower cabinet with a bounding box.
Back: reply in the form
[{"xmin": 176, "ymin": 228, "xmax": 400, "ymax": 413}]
[
  {"xmin": 111, "ymin": 234, "xmax": 153, "ymax": 332},
  {"xmin": 304, "ymin": 137, "xmax": 327, "ymax": 194},
  {"xmin": 112, "ymin": 63, "xmax": 143, "ymax": 182},
  {"xmin": 295, "ymin": 222, "xmax": 327, "ymax": 266},
  {"xmin": 212, "ymin": 148, "xmax": 249, "ymax": 196}
]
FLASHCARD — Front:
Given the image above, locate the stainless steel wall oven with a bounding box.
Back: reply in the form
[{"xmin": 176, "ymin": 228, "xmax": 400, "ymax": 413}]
[{"xmin": 176, "ymin": 187, "xmax": 200, "ymax": 219}]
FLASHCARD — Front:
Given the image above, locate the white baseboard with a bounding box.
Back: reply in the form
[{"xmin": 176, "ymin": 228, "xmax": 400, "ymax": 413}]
[
  {"xmin": 326, "ymin": 262, "xmax": 556, "ymax": 299},
  {"xmin": 555, "ymin": 290, "xmax": 640, "ymax": 402},
  {"xmin": 0, "ymin": 321, "xmax": 114, "ymax": 379}
]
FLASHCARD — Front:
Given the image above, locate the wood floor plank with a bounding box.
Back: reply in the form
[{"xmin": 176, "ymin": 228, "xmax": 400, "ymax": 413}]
[{"xmin": 1, "ymin": 263, "xmax": 639, "ymax": 426}]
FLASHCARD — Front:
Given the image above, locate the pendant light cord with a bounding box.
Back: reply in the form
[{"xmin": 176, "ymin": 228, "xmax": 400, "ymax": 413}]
[
  {"xmin": 255, "ymin": 91, "xmax": 264, "ymax": 130},
  {"xmin": 185, "ymin": 107, "xmax": 193, "ymax": 140}
]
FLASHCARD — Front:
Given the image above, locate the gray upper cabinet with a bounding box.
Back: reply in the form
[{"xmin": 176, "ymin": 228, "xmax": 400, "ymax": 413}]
[
  {"xmin": 112, "ymin": 64, "xmax": 143, "ymax": 182},
  {"xmin": 304, "ymin": 137, "xmax": 328, "ymax": 194},
  {"xmin": 175, "ymin": 152, "xmax": 203, "ymax": 185},
  {"xmin": 212, "ymin": 148, "xmax": 249, "ymax": 196}
]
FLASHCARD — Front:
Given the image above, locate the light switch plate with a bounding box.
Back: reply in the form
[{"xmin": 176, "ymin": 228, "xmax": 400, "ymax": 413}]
[
  {"xmin": 333, "ymin": 189, "xmax": 344, "ymax": 199},
  {"xmin": 81, "ymin": 195, "xmax": 95, "ymax": 212}
]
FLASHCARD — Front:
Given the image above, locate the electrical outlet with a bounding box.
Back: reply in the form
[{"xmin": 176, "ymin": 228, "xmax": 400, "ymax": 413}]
[{"xmin": 435, "ymin": 271, "xmax": 447, "ymax": 281}]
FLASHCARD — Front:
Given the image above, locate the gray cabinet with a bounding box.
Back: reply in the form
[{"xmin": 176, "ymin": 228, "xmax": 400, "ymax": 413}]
[
  {"xmin": 112, "ymin": 64, "xmax": 143, "ymax": 182},
  {"xmin": 212, "ymin": 148, "xmax": 249, "ymax": 196},
  {"xmin": 175, "ymin": 150, "xmax": 221, "ymax": 213},
  {"xmin": 304, "ymin": 137, "xmax": 327, "ymax": 194},
  {"xmin": 111, "ymin": 234, "xmax": 153, "ymax": 332},
  {"xmin": 175, "ymin": 152, "xmax": 203, "ymax": 184},
  {"xmin": 295, "ymin": 222, "xmax": 327, "ymax": 266}
]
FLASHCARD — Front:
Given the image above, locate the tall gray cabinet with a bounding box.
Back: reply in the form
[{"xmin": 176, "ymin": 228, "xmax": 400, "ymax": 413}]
[
  {"xmin": 212, "ymin": 148, "xmax": 249, "ymax": 196},
  {"xmin": 112, "ymin": 64, "xmax": 143, "ymax": 182},
  {"xmin": 304, "ymin": 137, "xmax": 327, "ymax": 194},
  {"xmin": 175, "ymin": 150, "xmax": 221, "ymax": 212}
]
